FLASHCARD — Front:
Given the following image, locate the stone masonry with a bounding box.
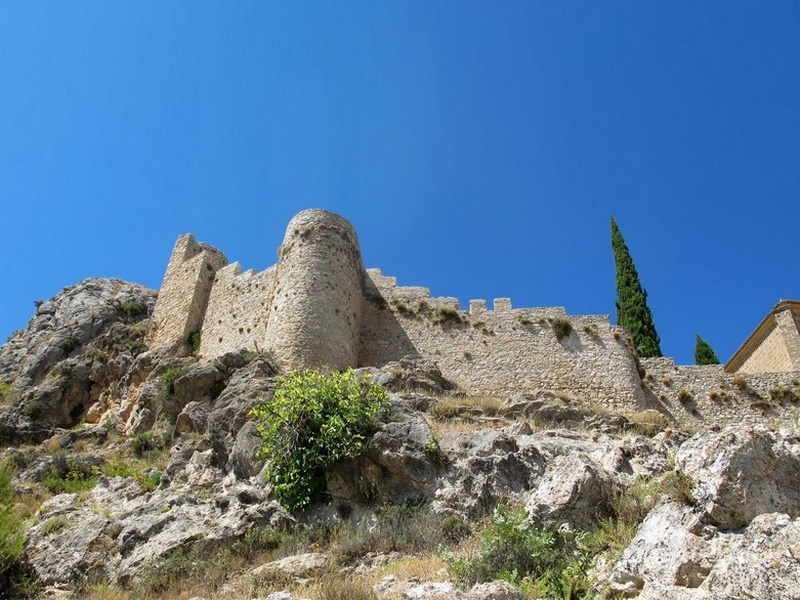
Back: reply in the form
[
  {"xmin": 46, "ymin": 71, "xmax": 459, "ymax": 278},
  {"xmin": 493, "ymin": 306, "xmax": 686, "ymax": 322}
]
[
  {"xmin": 146, "ymin": 209, "xmax": 800, "ymax": 427},
  {"xmin": 147, "ymin": 209, "xmax": 650, "ymax": 411},
  {"xmin": 726, "ymin": 301, "xmax": 800, "ymax": 374}
]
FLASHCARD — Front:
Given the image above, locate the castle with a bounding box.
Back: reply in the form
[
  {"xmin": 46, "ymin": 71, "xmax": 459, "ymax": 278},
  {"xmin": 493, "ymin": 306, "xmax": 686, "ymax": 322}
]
[{"xmin": 147, "ymin": 209, "xmax": 800, "ymax": 428}]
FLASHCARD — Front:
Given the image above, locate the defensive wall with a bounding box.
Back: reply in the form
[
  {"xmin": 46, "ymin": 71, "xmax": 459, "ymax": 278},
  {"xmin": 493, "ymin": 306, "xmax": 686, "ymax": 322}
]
[
  {"xmin": 360, "ymin": 269, "xmax": 648, "ymax": 411},
  {"xmin": 146, "ymin": 209, "xmax": 800, "ymax": 428},
  {"xmin": 641, "ymin": 357, "xmax": 800, "ymax": 429}
]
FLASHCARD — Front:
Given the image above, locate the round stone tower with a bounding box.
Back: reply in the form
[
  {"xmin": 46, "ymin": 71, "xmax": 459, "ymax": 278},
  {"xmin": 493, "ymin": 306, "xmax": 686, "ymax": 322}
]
[{"xmin": 264, "ymin": 209, "xmax": 365, "ymax": 370}]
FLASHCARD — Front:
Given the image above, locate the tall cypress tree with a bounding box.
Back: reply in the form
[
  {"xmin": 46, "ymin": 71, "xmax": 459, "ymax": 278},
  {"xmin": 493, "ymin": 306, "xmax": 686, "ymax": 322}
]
[
  {"xmin": 611, "ymin": 217, "xmax": 662, "ymax": 357},
  {"xmin": 694, "ymin": 335, "xmax": 720, "ymax": 365}
]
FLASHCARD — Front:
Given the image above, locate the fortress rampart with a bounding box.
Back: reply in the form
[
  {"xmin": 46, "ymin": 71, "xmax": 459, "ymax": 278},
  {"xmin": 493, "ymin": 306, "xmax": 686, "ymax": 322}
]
[
  {"xmin": 146, "ymin": 210, "xmax": 800, "ymax": 428},
  {"xmin": 641, "ymin": 357, "xmax": 800, "ymax": 429}
]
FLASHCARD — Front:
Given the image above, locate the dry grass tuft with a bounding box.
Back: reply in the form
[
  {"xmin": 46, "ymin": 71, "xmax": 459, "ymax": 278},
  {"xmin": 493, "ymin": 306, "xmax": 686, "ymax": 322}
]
[{"xmin": 429, "ymin": 395, "xmax": 505, "ymax": 420}]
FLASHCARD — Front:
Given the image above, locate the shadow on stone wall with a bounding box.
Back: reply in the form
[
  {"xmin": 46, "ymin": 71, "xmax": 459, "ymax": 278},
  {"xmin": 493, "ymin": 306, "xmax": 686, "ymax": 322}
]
[{"xmin": 359, "ymin": 280, "xmax": 420, "ymax": 367}]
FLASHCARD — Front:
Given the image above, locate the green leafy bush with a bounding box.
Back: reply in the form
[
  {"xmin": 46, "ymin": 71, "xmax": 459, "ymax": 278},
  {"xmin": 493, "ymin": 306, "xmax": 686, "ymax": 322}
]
[
  {"xmin": 120, "ymin": 300, "xmax": 148, "ymax": 317},
  {"xmin": 187, "ymin": 330, "xmax": 201, "ymax": 355},
  {"xmin": 441, "ymin": 505, "xmax": 591, "ymax": 598},
  {"xmin": 250, "ymin": 368, "xmax": 390, "ymax": 511}
]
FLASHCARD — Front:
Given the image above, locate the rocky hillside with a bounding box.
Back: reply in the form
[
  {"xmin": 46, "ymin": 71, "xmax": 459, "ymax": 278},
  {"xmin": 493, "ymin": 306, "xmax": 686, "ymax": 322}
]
[{"xmin": 1, "ymin": 278, "xmax": 799, "ymax": 599}]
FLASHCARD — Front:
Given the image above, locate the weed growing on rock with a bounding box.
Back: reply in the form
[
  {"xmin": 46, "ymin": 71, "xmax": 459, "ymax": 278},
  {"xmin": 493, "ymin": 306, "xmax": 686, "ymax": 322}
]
[
  {"xmin": 552, "ymin": 317, "xmax": 573, "ymax": 341},
  {"xmin": 662, "ymin": 470, "xmax": 696, "ymax": 506},
  {"xmin": 160, "ymin": 367, "xmax": 183, "ymax": 396},
  {"xmin": 187, "ymin": 330, "xmax": 201, "ymax": 355},
  {"xmin": 676, "ymin": 389, "xmax": 693, "ymax": 405},
  {"xmin": 42, "ymin": 464, "xmax": 99, "ymax": 495},
  {"xmin": 0, "ymin": 381, "xmax": 14, "ymax": 406},
  {"xmin": 250, "ymin": 368, "xmax": 390, "ymax": 511},
  {"xmin": 119, "ymin": 301, "xmax": 148, "ymax": 317}
]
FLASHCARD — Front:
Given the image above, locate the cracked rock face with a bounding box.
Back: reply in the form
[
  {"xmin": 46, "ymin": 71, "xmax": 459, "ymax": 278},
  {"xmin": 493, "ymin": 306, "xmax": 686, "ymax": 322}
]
[
  {"xmin": 25, "ymin": 474, "xmax": 291, "ymax": 587},
  {"xmin": 675, "ymin": 425, "xmax": 800, "ymax": 530}
]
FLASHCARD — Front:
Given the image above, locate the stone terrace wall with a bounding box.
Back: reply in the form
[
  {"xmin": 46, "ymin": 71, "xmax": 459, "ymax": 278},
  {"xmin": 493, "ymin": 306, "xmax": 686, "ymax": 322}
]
[
  {"xmin": 360, "ymin": 269, "xmax": 649, "ymax": 411},
  {"xmin": 199, "ymin": 263, "xmax": 276, "ymax": 359},
  {"xmin": 642, "ymin": 357, "xmax": 800, "ymax": 429}
]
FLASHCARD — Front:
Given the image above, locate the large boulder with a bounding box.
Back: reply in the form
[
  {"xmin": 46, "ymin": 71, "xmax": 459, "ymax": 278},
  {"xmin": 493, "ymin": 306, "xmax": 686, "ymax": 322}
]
[
  {"xmin": 609, "ymin": 503, "xmax": 800, "ymax": 599},
  {"xmin": 434, "ymin": 424, "xmax": 544, "ymax": 516},
  {"xmin": 525, "ymin": 452, "xmax": 617, "ymax": 530},
  {"xmin": 676, "ymin": 425, "xmax": 800, "ymax": 529},
  {"xmin": 609, "ymin": 502, "xmax": 714, "ymax": 597},
  {"xmin": 330, "ymin": 414, "xmax": 441, "ymax": 505}
]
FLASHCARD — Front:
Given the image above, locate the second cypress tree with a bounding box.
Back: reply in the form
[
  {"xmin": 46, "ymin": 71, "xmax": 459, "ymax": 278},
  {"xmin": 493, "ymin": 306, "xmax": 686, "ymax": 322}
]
[
  {"xmin": 611, "ymin": 217, "xmax": 662, "ymax": 358},
  {"xmin": 694, "ymin": 335, "xmax": 720, "ymax": 365}
]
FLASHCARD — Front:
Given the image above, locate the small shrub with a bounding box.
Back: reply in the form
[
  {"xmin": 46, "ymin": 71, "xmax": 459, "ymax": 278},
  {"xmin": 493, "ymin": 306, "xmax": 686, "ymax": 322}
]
[
  {"xmin": 316, "ymin": 576, "xmax": 378, "ymax": 600},
  {"xmin": 187, "ymin": 330, "xmax": 201, "ymax": 355},
  {"xmin": 393, "ymin": 302, "xmax": 414, "ymax": 317},
  {"xmin": 676, "ymin": 389, "xmax": 693, "ymax": 405},
  {"xmin": 333, "ymin": 504, "xmax": 455, "ymax": 559},
  {"xmin": 552, "ymin": 317, "xmax": 573, "ymax": 341},
  {"xmin": 354, "ymin": 475, "xmax": 383, "ymax": 506},
  {"xmin": 250, "ymin": 368, "xmax": 390, "ymax": 511},
  {"xmin": 0, "ymin": 381, "xmax": 14, "ymax": 406},
  {"xmin": 661, "ymin": 376, "xmax": 674, "ymax": 387},
  {"xmin": 60, "ymin": 337, "xmax": 81, "ymax": 354},
  {"xmin": 440, "ymin": 514, "xmax": 472, "ymax": 544},
  {"xmin": 102, "ymin": 458, "xmax": 160, "ymax": 492},
  {"xmin": 432, "ymin": 307, "xmax": 464, "ymax": 326},
  {"xmin": 430, "ymin": 395, "xmax": 502, "ymax": 419},
  {"xmin": 662, "ymin": 470, "xmax": 696, "ymax": 505},
  {"xmin": 582, "ymin": 324, "xmax": 601, "ymax": 341},
  {"xmin": 119, "ymin": 301, "xmax": 148, "ymax": 317},
  {"xmin": 424, "ymin": 435, "xmax": 449, "ymax": 467},
  {"xmin": 136, "ymin": 545, "xmax": 237, "ymax": 596},
  {"xmin": 732, "ymin": 375, "xmax": 748, "ymax": 390},
  {"xmin": 42, "ymin": 467, "xmax": 98, "ymax": 495},
  {"xmin": 160, "ymin": 367, "xmax": 183, "ymax": 396},
  {"xmin": 430, "ymin": 399, "xmax": 465, "ymax": 420},
  {"xmin": 441, "ymin": 505, "xmax": 590, "ymax": 597},
  {"xmin": 39, "ymin": 516, "xmax": 69, "ymax": 536},
  {"xmin": 130, "ymin": 430, "xmax": 170, "ymax": 459},
  {"xmin": 612, "ymin": 475, "xmax": 659, "ymax": 525},
  {"xmin": 770, "ymin": 386, "xmax": 800, "ymax": 404}
]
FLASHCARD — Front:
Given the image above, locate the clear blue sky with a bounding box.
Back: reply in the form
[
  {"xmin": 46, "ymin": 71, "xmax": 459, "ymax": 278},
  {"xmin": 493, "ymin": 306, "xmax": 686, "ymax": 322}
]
[{"xmin": 2, "ymin": 2, "xmax": 799, "ymax": 366}]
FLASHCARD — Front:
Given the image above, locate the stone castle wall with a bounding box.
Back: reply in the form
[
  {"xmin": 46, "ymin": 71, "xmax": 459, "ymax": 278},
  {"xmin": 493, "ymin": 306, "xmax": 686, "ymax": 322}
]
[
  {"xmin": 642, "ymin": 357, "xmax": 800, "ymax": 429},
  {"xmin": 146, "ymin": 210, "xmax": 800, "ymax": 429},
  {"xmin": 360, "ymin": 269, "xmax": 648, "ymax": 411},
  {"xmin": 147, "ymin": 234, "xmax": 227, "ymax": 353},
  {"xmin": 199, "ymin": 263, "xmax": 276, "ymax": 359}
]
